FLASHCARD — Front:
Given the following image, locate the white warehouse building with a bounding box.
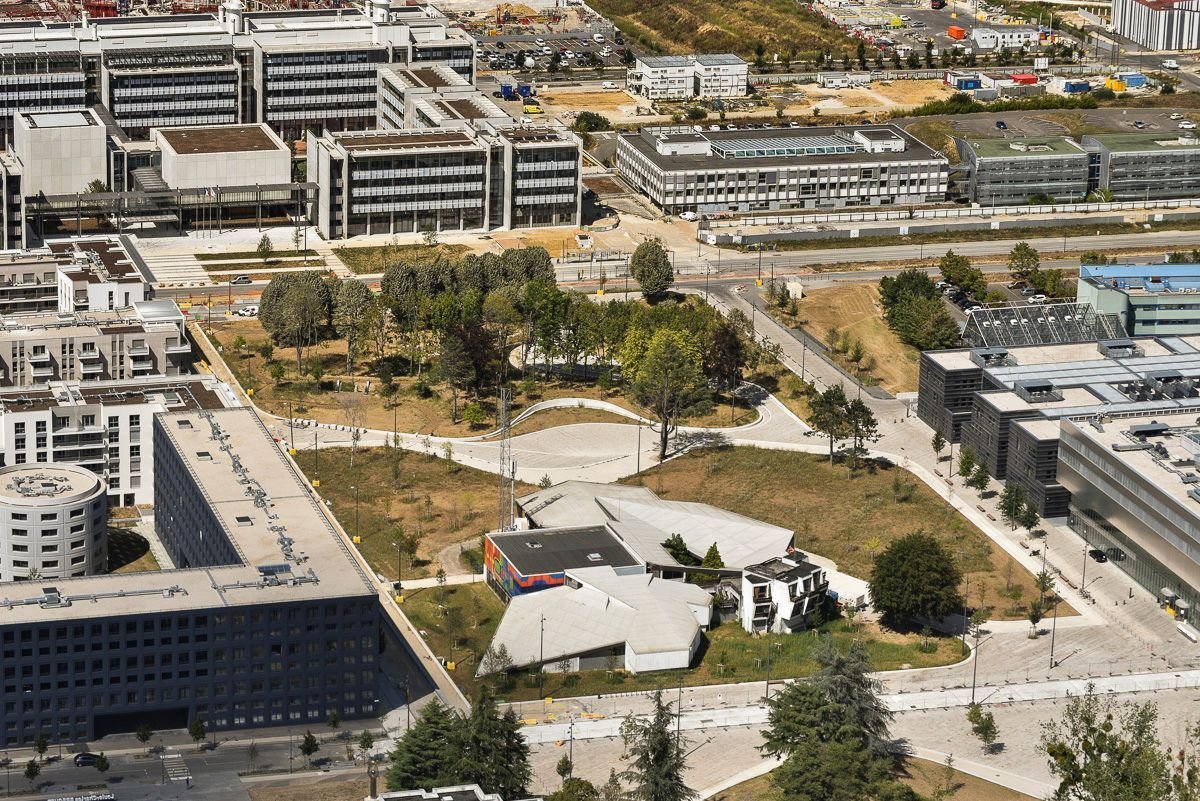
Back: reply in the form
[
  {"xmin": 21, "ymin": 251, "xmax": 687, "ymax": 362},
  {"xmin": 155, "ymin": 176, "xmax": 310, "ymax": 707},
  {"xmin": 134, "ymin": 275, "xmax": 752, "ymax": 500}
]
[{"xmin": 628, "ymin": 53, "xmax": 748, "ymax": 100}]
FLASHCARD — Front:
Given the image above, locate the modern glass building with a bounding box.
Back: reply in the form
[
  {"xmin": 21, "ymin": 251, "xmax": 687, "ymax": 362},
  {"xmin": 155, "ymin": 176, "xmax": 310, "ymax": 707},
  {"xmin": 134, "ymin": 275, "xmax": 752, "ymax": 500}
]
[{"xmin": 1078, "ymin": 263, "xmax": 1200, "ymax": 336}]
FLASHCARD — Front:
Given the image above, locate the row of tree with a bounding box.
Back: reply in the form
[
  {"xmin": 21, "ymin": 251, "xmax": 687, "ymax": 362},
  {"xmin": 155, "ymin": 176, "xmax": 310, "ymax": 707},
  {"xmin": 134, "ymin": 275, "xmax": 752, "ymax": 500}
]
[
  {"xmin": 1006, "ymin": 242, "xmax": 1072, "ymax": 299},
  {"xmin": 879, "ymin": 266, "xmax": 963, "ymax": 352}
]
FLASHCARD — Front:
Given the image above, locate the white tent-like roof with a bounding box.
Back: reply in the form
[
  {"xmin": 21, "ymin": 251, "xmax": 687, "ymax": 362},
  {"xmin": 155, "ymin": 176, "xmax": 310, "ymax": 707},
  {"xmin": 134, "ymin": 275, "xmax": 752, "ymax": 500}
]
[{"xmin": 479, "ymin": 566, "xmax": 711, "ymax": 676}]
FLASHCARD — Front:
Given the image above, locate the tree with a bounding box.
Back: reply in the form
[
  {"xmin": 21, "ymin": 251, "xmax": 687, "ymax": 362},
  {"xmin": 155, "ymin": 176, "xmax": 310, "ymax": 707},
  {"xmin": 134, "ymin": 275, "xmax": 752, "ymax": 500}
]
[
  {"xmin": 334, "ymin": 279, "xmax": 374, "ymax": 373},
  {"xmin": 189, "ymin": 718, "xmax": 206, "ymax": 749},
  {"xmin": 259, "ymin": 272, "xmax": 332, "ymax": 372},
  {"xmin": 32, "ymin": 732, "xmax": 48, "ymax": 763},
  {"xmin": 256, "ymin": 234, "xmax": 274, "ymax": 262},
  {"xmin": 998, "ymin": 482, "xmax": 1027, "ymax": 530},
  {"xmin": 812, "ymin": 637, "xmax": 893, "ymax": 753},
  {"xmin": 136, "ymin": 724, "xmax": 154, "ymax": 754},
  {"xmin": 810, "ymin": 384, "xmax": 852, "ymax": 463},
  {"xmin": 94, "ymin": 753, "xmax": 111, "ymax": 775},
  {"xmin": 437, "ymin": 335, "xmax": 475, "ymax": 423},
  {"xmin": 846, "ymin": 398, "xmax": 879, "ymax": 468},
  {"xmin": 629, "ymin": 329, "xmax": 711, "ymax": 460},
  {"xmin": 870, "ymin": 531, "xmax": 963, "ymax": 624},
  {"xmin": 966, "ymin": 704, "xmax": 999, "ymax": 752},
  {"xmin": 387, "ymin": 699, "xmax": 463, "ymax": 790},
  {"xmin": 557, "ymin": 753, "xmax": 574, "ymax": 785},
  {"xmin": 1018, "ymin": 502, "xmax": 1041, "ymax": 537},
  {"xmin": 327, "ymin": 711, "xmax": 341, "ymax": 737},
  {"xmin": 620, "ymin": 689, "xmax": 695, "ymax": 801},
  {"xmin": 957, "ymin": 445, "xmax": 977, "ymax": 478},
  {"xmin": 1034, "ymin": 570, "xmax": 1056, "ymax": 606},
  {"xmin": 630, "ymin": 239, "xmax": 673, "ymax": 300},
  {"xmin": 359, "ymin": 730, "xmax": 376, "ymax": 753},
  {"xmin": 931, "ymin": 430, "xmax": 946, "ymax": 462},
  {"xmin": 299, "ymin": 731, "xmax": 320, "ymax": 766},
  {"xmin": 550, "ymin": 778, "xmax": 602, "ymax": 801},
  {"xmin": 1040, "ymin": 690, "xmax": 1172, "ymax": 801},
  {"xmin": 1027, "ymin": 599, "xmax": 1044, "ymax": 636},
  {"xmin": 270, "ymin": 361, "xmax": 287, "ymax": 385},
  {"xmin": 662, "ymin": 533, "xmax": 698, "ymax": 566},
  {"xmin": 967, "ymin": 463, "xmax": 990, "ymax": 492},
  {"xmin": 85, "ymin": 178, "xmax": 108, "ymax": 194},
  {"xmin": 461, "ymin": 402, "xmax": 486, "ymax": 428},
  {"xmin": 1008, "ymin": 242, "xmax": 1040, "ymax": 279},
  {"xmin": 23, "ymin": 760, "xmax": 38, "ymax": 789},
  {"xmin": 772, "ymin": 737, "xmax": 888, "ymax": 801},
  {"xmin": 939, "ymin": 250, "xmax": 985, "ymax": 297},
  {"xmin": 856, "ymin": 40, "xmax": 867, "ymax": 70},
  {"xmin": 691, "ymin": 542, "xmax": 724, "ymax": 584},
  {"xmin": 454, "ymin": 686, "xmax": 531, "ymax": 799},
  {"xmin": 572, "ymin": 112, "xmax": 610, "ymax": 133}
]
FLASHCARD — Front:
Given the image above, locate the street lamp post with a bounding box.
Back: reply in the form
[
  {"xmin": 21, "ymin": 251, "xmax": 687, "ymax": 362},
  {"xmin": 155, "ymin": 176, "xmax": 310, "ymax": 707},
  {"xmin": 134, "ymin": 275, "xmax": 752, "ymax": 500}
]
[
  {"xmin": 1049, "ymin": 593, "xmax": 1060, "ymax": 668},
  {"xmin": 392, "ymin": 540, "xmax": 404, "ymax": 591},
  {"xmin": 288, "ymin": 401, "xmax": 294, "ymax": 450},
  {"xmin": 539, "ymin": 615, "xmax": 546, "ymax": 697},
  {"xmin": 352, "ymin": 486, "xmax": 361, "ymax": 541}
]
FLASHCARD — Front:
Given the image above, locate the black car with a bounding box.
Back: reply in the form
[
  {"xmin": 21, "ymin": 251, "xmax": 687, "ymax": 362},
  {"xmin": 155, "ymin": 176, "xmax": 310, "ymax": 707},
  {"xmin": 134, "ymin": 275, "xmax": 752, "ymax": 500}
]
[
  {"xmin": 496, "ymin": 40, "xmax": 506, "ymax": 48},
  {"xmin": 74, "ymin": 753, "xmax": 100, "ymax": 767},
  {"xmin": 995, "ymin": 120, "xmax": 1008, "ymax": 130},
  {"xmin": 1087, "ymin": 548, "xmax": 1109, "ymax": 563}
]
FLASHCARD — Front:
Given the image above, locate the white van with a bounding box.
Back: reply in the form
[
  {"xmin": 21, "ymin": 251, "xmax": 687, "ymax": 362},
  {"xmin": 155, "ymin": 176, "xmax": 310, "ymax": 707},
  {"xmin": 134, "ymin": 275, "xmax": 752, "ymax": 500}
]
[
  {"xmin": 593, "ymin": 33, "xmax": 605, "ymax": 43},
  {"xmin": 602, "ymin": 81, "xmax": 618, "ymax": 89}
]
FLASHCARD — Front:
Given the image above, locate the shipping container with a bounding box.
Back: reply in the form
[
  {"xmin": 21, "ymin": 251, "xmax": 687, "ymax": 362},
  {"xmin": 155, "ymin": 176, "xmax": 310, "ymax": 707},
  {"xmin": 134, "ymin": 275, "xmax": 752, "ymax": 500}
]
[
  {"xmin": 1009, "ymin": 72, "xmax": 1038, "ymax": 85},
  {"xmin": 948, "ymin": 25, "xmax": 966, "ymax": 39}
]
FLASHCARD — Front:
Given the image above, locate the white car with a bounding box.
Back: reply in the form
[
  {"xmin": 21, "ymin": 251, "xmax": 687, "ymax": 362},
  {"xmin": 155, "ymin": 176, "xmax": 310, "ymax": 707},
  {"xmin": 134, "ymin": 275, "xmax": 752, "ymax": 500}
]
[
  {"xmin": 237, "ymin": 305, "xmax": 259, "ymax": 317},
  {"xmin": 602, "ymin": 81, "xmax": 618, "ymax": 89},
  {"xmin": 1181, "ymin": 120, "xmax": 1197, "ymax": 130},
  {"xmin": 1171, "ymin": 112, "xmax": 1184, "ymax": 120},
  {"xmin": 563, "ymin": 50, "xmax": 575, "ymax": 59},
  {"xmin": 541, "ymin": 46, "xmax": 552, "ymax": 55},
  {"xmin": 900, "ymin": 14, "xmax": 912, "ymax": 20},
  {"xmin": 593, "ymin": 33, "xmax": 605, "ymax": 43},
  {"xmin": 678, "ymin": 211, "xmax": 699, "ymax": 222},
  {"xmin": 535, "ymin": 37, "xmax": 546, "ymax": 46},
  {"xmin": 1029, "ymin": 294, "xmax": 1048, "ymax": 304}
]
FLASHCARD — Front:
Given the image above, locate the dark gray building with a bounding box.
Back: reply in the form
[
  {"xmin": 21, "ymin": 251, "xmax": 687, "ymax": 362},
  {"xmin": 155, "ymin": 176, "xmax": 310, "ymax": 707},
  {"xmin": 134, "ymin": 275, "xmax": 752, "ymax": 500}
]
[
  {"xmin": 0, "ymin": 407, "xmax": 381, "ymax": 746},
  {"xmin": 917, "ymin": 334, "xmax": 1200, "ymax": 516},
  {"xmin": 954, "ymin": 136, "xmax": 1089, "ymax": 205}
]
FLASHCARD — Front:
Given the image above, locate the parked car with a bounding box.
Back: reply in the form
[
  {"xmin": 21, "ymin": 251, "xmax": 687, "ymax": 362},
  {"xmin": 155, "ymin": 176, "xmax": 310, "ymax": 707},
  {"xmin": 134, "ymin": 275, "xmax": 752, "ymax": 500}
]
[
  {"xmin": 1181, "ymin": 120, "xmax": 1197, "ymax": 130},
  {"xmin": 1028, "ymin": 293, "xmax": 1048, "ymax": 304},
  {"xmin": 230, "ymin": 275, "xmax": 252, "ymax": 285},
  {"xmin": 1171, "ymin": 112, "xmax": 1184, "ymax": 120},
  {"xmin": 496, "ymin": 40, "xmax": 506, "ymax": 49},
  {"xmin": 74, "ymin": 753, "xmax": 100, "ymax": 767},
  {"xmin": 237, "ymin": 305, "xmax": 259, "ymax": 317},
  {"xmin": 1133, "ymin": 120, "xmax": 1147, "ymax": 129},
  {"xmin": 534, "ymin": 37, "xmax": 546, "ymax": 46},
  {"xmin": 1087, "ymin": 548, "xmax": 1109, "ymax": 563},
  {"xmin": 678, "ymin": 211, "xmax": 699, "ymax": 222},
  {"xmin": 602, "ymin": 81, "xmax": 618, "ymax": 89},
  {"xmin": 593, "ymin": 32, "xmax": 605, "ymax": 43},
  {"xmin": 995, "ymin": 120, "xmax": 1008, "ymax": 130},
  {"xmin": 1007, "ymin": 280, "xmax": 1026, "ymax": 289}
]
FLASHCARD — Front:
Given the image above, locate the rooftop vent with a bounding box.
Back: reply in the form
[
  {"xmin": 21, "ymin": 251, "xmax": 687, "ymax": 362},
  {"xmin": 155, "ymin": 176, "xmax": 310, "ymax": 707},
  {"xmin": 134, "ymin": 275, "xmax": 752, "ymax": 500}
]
[
  {"xmin": 1130, "ymin": 421, "xmax": 1170, "ymax": 438},
  {"xmin": 970, "ymin": 347, "xmax": 1011, "ymax": 368},
  {"xmin": 587, "ymin": 552, "xmax": 603, "ymax": 562},
  {"xmin": 196, "ymin": 451, "xmax": 212, "ymax": 461},
  {"xmin": 524, "ymin": 541, "xmax": 543, "ymax": 549},
  {"xmin": 1098, "ymin": 338, "xmax": 1142, "ymax": 359}
]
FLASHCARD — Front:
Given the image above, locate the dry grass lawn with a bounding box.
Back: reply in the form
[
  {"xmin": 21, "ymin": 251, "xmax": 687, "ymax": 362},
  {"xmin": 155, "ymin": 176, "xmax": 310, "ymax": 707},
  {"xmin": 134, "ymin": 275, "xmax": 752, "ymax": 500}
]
[
  {"xmin": 904, "ymin": 118, "xmax": 961, "ymax": 163},
  {"xmin": 540, "ymin": 89, "xmax": 638, "ymax": 115},
  {"xmin": 710, "ymin": 757, "xmax": 1037, "ymax": 801},
  {"xmin": 875, "ymin": 79, "xmax": 955, "ymax": 106},
  {"xmin": 293, "ymin": 447, "xmax": 535, "ymax": 581},
  {"xmin": 334, "ymin": 243, "xmax": 471, "ymax": 275},
  {"xmin": 788, "ymin": 283, "xmax": 920, "ymax": 394},
  {"xmin": 621, "ymin": 447, "xmax": 1066, "ymax": 622},
  {"xmin": 249, "ymin": 778, "xmax": 369, "ymax": 801},
  {"xmin": 488, "ymin": 228, "xmax": 584, "ymax": 258}
]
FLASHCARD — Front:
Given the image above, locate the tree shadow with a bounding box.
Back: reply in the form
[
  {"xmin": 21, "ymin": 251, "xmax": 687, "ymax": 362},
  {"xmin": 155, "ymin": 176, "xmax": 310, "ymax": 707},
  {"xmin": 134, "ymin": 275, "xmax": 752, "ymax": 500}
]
[{"xmin": 106, "ymin": 528, "xmax": 152, "ymax": 572}]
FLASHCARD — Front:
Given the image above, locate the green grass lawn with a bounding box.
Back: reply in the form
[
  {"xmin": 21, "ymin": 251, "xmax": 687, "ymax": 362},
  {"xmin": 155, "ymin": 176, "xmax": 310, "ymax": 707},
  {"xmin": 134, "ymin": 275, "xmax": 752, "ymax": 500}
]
[
  {"xmin": 195, "ymin": 249, "xmax": 317, "ymax": 262},
  {"xmin": 334, "ymin": 243, "xmax": 471, "ymax": 275},
  {"xmin": 410, "ymin": 584, "xmax": 964, "ymax": 702}
]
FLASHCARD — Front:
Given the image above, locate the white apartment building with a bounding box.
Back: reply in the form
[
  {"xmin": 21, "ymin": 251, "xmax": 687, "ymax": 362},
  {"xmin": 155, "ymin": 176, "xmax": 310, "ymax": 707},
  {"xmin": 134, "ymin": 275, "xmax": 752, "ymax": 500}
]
[
  {"xmin": 970, "ymin": 27, "xmax": 1041, "ymax": 51},
  {"xmin": 629, "ymin": 54, "xmax": 748, "ymax": 101},
  {"xmin": 1112, "ymin": 0, "xmax": 1200, "ymax": 49},
  {"xmin": 0, "ymin": 375, "xmax": 235, "ymax": 507}
]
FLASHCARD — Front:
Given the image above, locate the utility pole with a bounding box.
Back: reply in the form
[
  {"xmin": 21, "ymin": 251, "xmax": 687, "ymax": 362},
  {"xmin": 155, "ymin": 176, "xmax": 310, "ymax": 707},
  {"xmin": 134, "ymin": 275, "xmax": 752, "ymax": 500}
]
[
  {"xmin": 288, "ymin": 401, "xmax": 294, "ymax": 450},
  {"xmin": 353, "ymin": 485, "xmax": 360, "ymax": 540},
  {"xmin": 539, "ymin": 615, "xmax": 546, "ymax": 697},
  {"xmin": 1049, "ymin": 593, "xmax": 1060, "ymax": 668},
  {"xmin": 970, "ymin": 628, "xmax": 982, "ymax": 704}
]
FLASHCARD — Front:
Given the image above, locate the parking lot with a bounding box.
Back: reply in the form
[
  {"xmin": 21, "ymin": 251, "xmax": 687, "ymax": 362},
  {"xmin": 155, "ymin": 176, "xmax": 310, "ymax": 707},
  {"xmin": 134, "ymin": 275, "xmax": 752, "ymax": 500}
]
[{"xmin": 476, "ymin": 31, "xmax": 629, "ymax": 73}]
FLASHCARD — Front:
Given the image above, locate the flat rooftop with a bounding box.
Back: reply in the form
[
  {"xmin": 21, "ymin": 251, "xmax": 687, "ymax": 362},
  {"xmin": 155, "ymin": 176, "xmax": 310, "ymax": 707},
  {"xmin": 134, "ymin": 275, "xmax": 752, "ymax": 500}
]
[
  {"xmin": 1084, "ymin": 132, "xmax": 1200, "ymax": 153},
  {"xmin": 47, "ymin": 238, "xmax": 150, "ymax": 284},
  {"xmin": 405, "ymin": 66, "xmax": 454, "ymax": 88},
  {"xmin": 157, "ymin": 125, "xmax": 283, "ymax": 155},
  {"xmin": 333, "ymin": 129, "xmax": 479, "ymax": 153},
  {"xmin": 0, "ymin": 375, "xmax": 229, "ymax": 414},
  {"xmin": 0, "ymin": 407, "xmax": 375, "ymax": 623},
  {"xmin": 0, "ymin": 463, "xmax": 101, "ymax": 505},
  {"xmin": 963, "ymin": 136, "xmax": 1085, "ymax": 159},
  {"xmin": 489, "ymin": 526, "xmax": 640, "ymax": 576},
  {"xmin": 20, "ymin": 110, "xmax": 96, "ymax": 129}
]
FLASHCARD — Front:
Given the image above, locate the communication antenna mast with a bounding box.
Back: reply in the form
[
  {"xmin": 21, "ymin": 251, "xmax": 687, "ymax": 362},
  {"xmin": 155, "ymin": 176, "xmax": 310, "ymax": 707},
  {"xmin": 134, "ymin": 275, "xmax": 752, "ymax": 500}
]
[{"xmin": 498, "ymin": 387, "xmax": 515, "ymax": 531}]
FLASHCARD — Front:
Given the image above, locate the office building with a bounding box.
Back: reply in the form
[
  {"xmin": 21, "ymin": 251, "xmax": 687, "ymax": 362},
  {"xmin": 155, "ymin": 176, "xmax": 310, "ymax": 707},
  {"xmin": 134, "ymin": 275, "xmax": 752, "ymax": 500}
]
[
  {"xmin": 12, "ymin": 110, "xmax": 107, "ymax": 199},
  {"xmin": 0, "ymin": 301, "xmax": 191, "ymax": 388},
  {"xmin": 0, "ymin": 375, "xmax": 237, "ymax": 507},
  {"xmin": 1058, "ymin": 415, "xmax": 1200, "ymax": 623},
  {"xmin": 617, "ymin": 124, "xmax": 949, "ymax": 214},
  {"xmin": 376, "ymin": 65, "xmax": 506, "ymax": 131},
  {"xmin": 1111, "ymin": 0, "xmax": 1200, "ymax": 50},
  {"xmin": 0, "ymin": 463, "xmax": 107, "ymax": 582},
  {"xmin": 483, "ymin": 565, "xmax": 712, "ymax": 675},
  {"xmin": 307, "ymin": 122, "xmax": 581, "ymax": 239},
  {"xmin": 0, "ymin": 3, "xmax": 476, "ymax": 147},
  {"xmin": 0, "ymin": 407, "xmax": 380, "ymax": 747},
  {"xmin": 1082, "ymin": 132, "xmax": 1200, "ymax": 200},
  {"xmin": 627, "ymin": 54, "xmax": 748, "ymax": 100},
  {"xmin": 153, "ymin": 124, "xmax": 291, "ymax": 191},
  {"xmin": 917, "ymin": 334, "xmax": 1200, "ymax": 517},
  {"xmin": 955, "ymin": 136, "xmax": 1089, "ymax": 205},
  {"xmin": 1077, "ymin": 263, "xmax": 1200, "ymax": 336}
]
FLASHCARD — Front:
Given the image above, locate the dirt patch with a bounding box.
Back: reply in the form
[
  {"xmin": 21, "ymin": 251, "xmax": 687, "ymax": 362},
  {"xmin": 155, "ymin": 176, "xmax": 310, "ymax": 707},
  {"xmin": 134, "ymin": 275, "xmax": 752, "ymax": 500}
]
[
  {"xmin": 540, "ymin": 89, "xmax": 640, "ymax": 115},
  {"xmin": 249, "ymin": 778, "xmax": 369, "ymax": 801},
  {"xmin": 480, "ymin": 406, "xmax": 638, "ymax": 439},
  {"xmin": 875, "ymin": 79, "xmax": 955, "ymax": 107},
  {"xmin": 584, "ymin": 176, "xmax": 629, "ymax": 196}
]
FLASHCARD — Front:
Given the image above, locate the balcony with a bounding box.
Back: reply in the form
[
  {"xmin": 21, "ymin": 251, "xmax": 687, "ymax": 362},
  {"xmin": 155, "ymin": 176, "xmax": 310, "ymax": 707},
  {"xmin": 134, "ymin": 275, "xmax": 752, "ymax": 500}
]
[
  {"xmin": 79, "ymin": 361, "xmax": 104, "ymax": 375},
  {"xmin": 31, "ymin": 364, "xmax": 54, "ymax": 378},
  {"xmin": 78, "ymin": 348, "xmax": 101, "ymax": 361},
  {"xmin": 27, "ymin": 351, "xmax": 50, "ymax": 364},
  {"xmin": 165, "ymin": 341, "xmax": 191, "ymax": 355},
  {"xmin": 127, "ymin": 345, "xmax": 150, "ymax": 357},
  {"xmin": 130, "ymin": 361, "xmax": 154, "ymax": 373}
]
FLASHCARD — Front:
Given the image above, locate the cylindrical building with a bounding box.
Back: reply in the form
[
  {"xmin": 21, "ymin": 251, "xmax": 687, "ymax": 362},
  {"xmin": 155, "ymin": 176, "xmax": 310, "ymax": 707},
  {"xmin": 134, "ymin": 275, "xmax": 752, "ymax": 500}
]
[{"xmin": 0, "ymin": 464, "xmax": 107, "ymax": 582}]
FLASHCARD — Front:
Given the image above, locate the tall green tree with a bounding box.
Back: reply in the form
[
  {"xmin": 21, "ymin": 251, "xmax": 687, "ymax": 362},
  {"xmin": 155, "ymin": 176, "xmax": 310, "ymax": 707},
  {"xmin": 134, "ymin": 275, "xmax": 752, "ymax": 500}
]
[
  {"xmin": 691, "ymin": 542, "xmax": 724, "ymax": 584},
  {"xmin": 870, "ymin": 531, "xmax": 963, "ymax": 624},
  {"xmin": 1008, "ymin": 242, "xmax": 1041, "ymax": 279},
  {"xmin": 931, "ymin": 430, "xmax": 946, "ymax": 461},
  {"xmin": 998, "ymin": 482, "xmax": 1028, "ymax": 530},
  {"xmin": 619, "ymin": 689, "xmax": 695, "ymax": 801},
  {"xmin": 957, "ymin": 444, "xmax": 977, "ymax": 478},
  {"xmin": 630, "ymin": 239, "xmax": 674, "ymax": 300},
  {"xmin": 259, "ymin": 271, "xmax": 333, "ymax": 372},
  {"xmin": 966, "ymin": 704, "xmax": 1000, "ymax": 752},
  {"xmin": 628, "ymin": 329, "xmax": 711, "ymax": 460},
  {"xmin": 809, "ymin": 384, "xmax": 852, "ymax": 463},
  {"xmin": 846, "ymin": 398, "xmax": 879, "ymax": 467},
  {"xmin": 334, "ymin": 279, "xmax": 374, "ymax": 373},
  {"xmin": 811, "ymin": 637, "xmax": 893, "ymax": 753},
  {"xmin": 299, "ymin": 731, "xmax": 319, "ymax": 766},
  {"xmin": 455, "ymin": 686, "xmax": 532, "ymax": 800},
  {"xmin": 387, "ymin": 699, "xmax": 463, "ymax": 790},
  {"xmin": 436, "ymin": 335, "xmax": 475, "ymax": 423},
  {"xmin": 1041, "ymin": 690, "xmax": 1172, "ymax": 801}
]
